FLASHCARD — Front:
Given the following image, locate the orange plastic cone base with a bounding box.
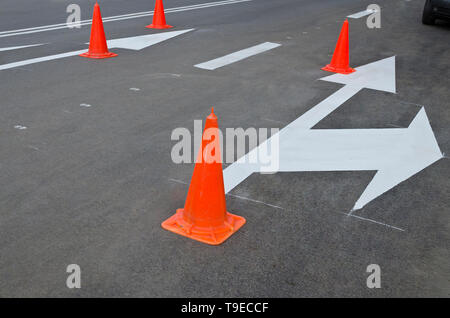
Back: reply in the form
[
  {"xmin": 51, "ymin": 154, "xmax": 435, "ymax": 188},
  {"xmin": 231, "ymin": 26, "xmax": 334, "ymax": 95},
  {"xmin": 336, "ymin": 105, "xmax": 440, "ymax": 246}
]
[
  {"xmin": 145, "ymin": 24, "xmax": 173, "ymax": 29},
  {"xmin": 80, "ymin": 2, "xmax": 117, "ymax": 59},
  {"xmin": 79, "ymin": 51, "xmax": 118, "ymax": 59},
  {"xmin": 146, "ymin": 0, "xmax": 173, "ymax": 29},
  {"xmin": 322, "ymin": 19, "xmax": 354, "ymax": 75},
  {"xmin": 321, "ymin": 64, "xmax": 355, "ymax": 74},
  {"xmin": 162, "ymin": 209, "xmax": 246, "ymax": 245}
]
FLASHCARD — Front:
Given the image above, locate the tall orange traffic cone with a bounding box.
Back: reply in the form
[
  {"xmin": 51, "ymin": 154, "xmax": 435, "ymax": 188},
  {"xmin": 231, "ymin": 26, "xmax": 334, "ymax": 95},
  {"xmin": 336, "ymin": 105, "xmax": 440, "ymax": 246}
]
[
  {"xmin": 80, "ymin": 2, "xmax": 117, "ymax": 59},
  {"xmin": 322, "ymin": 19, "xmax": 355, "ymax": 74},
  {"xmin": 162, "ymin": 109, "xmax": 246, "ymax": 245},
  {"xmin": 146, "ymin": 0, "xmax": 173, "ymax": 29}
]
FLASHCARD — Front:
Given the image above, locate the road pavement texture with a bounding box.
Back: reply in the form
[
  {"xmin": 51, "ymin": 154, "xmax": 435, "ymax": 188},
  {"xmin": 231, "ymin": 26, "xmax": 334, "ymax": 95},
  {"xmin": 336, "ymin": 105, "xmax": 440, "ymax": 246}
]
[{"xmin": 0, "ymin": 0, "xmax": 449, "ymax": 297}]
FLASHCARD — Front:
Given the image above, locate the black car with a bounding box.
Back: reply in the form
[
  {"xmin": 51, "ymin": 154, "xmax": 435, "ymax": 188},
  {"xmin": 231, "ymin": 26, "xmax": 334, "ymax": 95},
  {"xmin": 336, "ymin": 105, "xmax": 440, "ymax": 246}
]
[{"xmin": 423, "ymin": 0, "xmax": 450, "ymax": 24}]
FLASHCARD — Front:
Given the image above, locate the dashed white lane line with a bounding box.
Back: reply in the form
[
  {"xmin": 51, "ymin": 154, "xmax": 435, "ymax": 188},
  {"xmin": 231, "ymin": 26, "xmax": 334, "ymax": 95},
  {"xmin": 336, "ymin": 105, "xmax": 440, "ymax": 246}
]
[
  {"xmin": 194, "ymin": 42, "xmax": 281, "ymax": 70},
  {"xmin": 0, "ymin": 43, "xmax": 46, "ymax": 52},
  {"xmin": 0, "ymin": 0, "xmax": 252, "ymax": 38},
  {"xmin": 347, "ymin": 9, "xmax": 377, "ymax": 19},
  {"xmin": 0, "ymin": 50, "xmax": 85, "ymax": 71}
]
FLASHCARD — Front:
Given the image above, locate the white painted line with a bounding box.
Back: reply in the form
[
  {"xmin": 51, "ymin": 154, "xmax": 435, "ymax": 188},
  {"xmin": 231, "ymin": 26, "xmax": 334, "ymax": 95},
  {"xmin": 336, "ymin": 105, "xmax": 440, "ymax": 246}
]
[
  {"xmin": 167, "ymin": 179, "xmax": 403, "ymax": 231},
  {"xmin": 168, "ymin": 179, "xmax": 404, "ymax": 231},
  {"xmin": 0, "ymin": 50, "xmax": 85, "ymax": 71},
  {"xmin": 227, "ymin": 193, "xmax": 285, "ymax": 210},
  {"xmin": 168, "ymin": 178, "xmax": 188, "ymax": 185},
  {"xmin": 195, "ymin": 42, "xmax": 281, "ymax": 70},
  {"xmin": 0, "ymin": 29, "xmax": 194, "ymax": 71},
  {"xmin": 0, "ymin": 0, "xmax": 252, "ymax": 38},
  {"xmin": 347, "ymin": 9, "xmax": 376, "ymax": 19},
  {"xmin": 168, "ymin": 178, "xmax": 283, "ymax": 210},
  {"xmin": 261, "ymin": 117, "xmax": 287, "ymax": 125},
  {"xmin": 0, "ymin": 43, "xmax": 46, "ymax": 52},
  {"xmin": 343, "ymin": 212, "xmax": 405, "ymax": 232}
]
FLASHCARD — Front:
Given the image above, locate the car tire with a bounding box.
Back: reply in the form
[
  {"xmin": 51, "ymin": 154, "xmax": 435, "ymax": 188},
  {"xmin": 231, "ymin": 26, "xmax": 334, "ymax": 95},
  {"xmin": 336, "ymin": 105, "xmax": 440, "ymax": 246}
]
[{"xmin": 422, "ymin": 0, "xmax": 436, "ymax": 25}]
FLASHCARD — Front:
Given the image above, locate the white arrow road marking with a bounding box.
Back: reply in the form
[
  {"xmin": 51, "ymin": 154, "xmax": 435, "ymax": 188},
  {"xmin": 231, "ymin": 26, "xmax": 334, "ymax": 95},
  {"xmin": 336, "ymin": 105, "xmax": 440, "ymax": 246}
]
[
  {"xmin": 347, "ymin": 9, "xmax": 377, "ymax": 19},
  {"xmin": 287, "ymin": 56, "xmax": 396, "ymax": 131},
  {"xmin": 223, "ymin": 56, "xmax": 444, "ymax": 211},
  {"xmin": 224, "ymin": 57, "xmax": 397, "ymax": 192},
  {"xmin": 280, "ymin": 108, "xmax": 442, "ymax": 212},
  {"xmin": 0, "ymin": 0, "xmax": 251, "ymax": 38},
  {"xmin": 0, "ymin": 29, "xmax": 194, "ymax": 71},
  {"xmin": 105, "ymin": 29, "xmax": 193, "ymax": 50},
  {"xmin": 350, "ymin": 108, "xmax": 442, "ymax": 211},
  {"xmin": 0, "ymin": 43, "xmax": 47, "ymax": 52},
  {"xmin": 194, "ymin": 42, "xmax": 281, "ymax": 70}
]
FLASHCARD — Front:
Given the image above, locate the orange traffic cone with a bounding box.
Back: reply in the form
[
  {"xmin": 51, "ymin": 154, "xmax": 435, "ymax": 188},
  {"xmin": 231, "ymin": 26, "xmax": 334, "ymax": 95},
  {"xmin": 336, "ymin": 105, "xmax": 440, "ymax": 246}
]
[
  {"xmin": 146, "ymin": 0, "xmax": 173, "ymax": 29},
  {"xmin": 162, "ymin": 109, "xmax": 246, "ymax": 245},
  {"xmin": 80, "ymin": 2, "xmax": 117, "ymax": 59},
  {"xmin": 322, "ymin": 19, "xmax": 355, "ymax": 74}
]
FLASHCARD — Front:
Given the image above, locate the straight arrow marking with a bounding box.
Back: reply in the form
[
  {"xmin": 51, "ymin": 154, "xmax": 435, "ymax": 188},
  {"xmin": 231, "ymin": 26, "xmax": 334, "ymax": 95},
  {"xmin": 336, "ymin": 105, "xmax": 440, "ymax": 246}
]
[
  {"xmin": 0, "ymin": 29, "xmax": 194, "ymax": 71},
  {"xmin": 223, "ymin": 56, "xmax": 444, "ymax": 211}
]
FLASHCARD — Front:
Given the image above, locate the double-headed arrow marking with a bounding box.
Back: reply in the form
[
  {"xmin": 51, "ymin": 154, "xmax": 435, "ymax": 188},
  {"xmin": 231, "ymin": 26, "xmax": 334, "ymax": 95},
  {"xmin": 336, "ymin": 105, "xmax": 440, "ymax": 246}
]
[
  {"xmin": 0, "ymin": 29, "xmax": 194, "ymax": 71},
  {"xmin": 223, "ymin": 56, "xmax": 443, "ymax": 211}
]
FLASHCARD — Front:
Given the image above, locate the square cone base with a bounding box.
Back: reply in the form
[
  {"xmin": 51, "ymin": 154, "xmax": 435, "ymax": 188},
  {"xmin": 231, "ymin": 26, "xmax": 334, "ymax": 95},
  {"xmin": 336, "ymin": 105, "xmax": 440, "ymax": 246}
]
[
  {"xmin": 79, "ymin": 51, "xmax": 118, "ymax": 59},
  {"xmin": 145, "ymin": 24, "xmax": 173, "ymax": 29},
  {"xmin": 162, "ymin": 209, "xmax": 246, "ymax": 245},
  {"xmin": 321, "ymin": 64, "xmax": 355, "ymax": 74}
]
